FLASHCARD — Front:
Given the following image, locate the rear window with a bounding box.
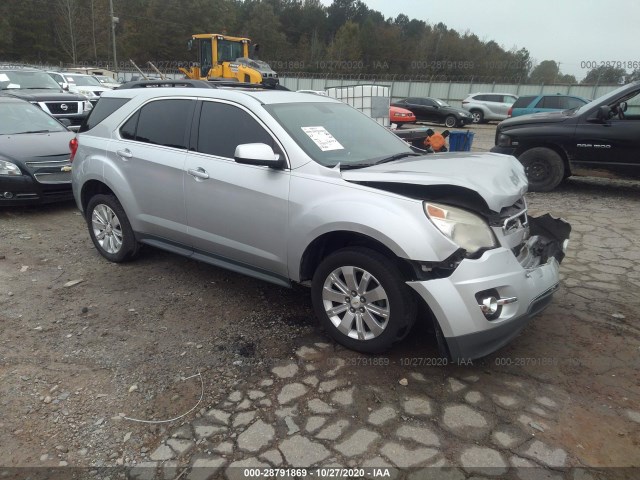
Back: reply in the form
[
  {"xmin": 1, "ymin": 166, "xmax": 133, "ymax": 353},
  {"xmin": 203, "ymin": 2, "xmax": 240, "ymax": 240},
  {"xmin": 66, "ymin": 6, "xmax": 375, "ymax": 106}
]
[
  {"xmin": 512, "ymin": 96, "xmax": 536, "ymax": 108},
  {"xmin": 79, "ymin": 97, "xmax": 130, "ymax": 132}
]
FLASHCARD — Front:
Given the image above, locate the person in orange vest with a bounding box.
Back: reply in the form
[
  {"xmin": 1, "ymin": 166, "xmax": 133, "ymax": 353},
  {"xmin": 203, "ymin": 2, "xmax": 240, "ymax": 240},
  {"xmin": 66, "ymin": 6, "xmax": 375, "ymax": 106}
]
[{"xmin": 424, "ymin": 129, "xmax": 450, "ymax": 153}]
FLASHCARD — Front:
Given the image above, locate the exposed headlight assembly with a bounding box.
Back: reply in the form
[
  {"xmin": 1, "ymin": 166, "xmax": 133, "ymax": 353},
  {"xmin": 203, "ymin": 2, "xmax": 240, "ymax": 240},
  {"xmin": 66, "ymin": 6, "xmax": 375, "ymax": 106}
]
[
  {"xmin": 0, "ymin": 159, "xmax": 21, "ymax": 176},
  {"xmin": 424, "ymin": 202, "xmax": 497, "ymax": 255}
]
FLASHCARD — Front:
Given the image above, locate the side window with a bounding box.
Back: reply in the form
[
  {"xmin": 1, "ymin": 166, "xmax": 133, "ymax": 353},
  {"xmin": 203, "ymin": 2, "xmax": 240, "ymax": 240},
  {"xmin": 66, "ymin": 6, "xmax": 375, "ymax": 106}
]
[
  {"xmin": 474, "ymin": 95, "xmax": 488, "ymax": 101},
  {"xmin": 486, "ymin": 94, "xmax": 502, "ymax": 102},
  {"xmin": 536, "ymin": 96, "xmax": 562, "ymax": 109},
  {"xmin": 512, "ymin": 96, "xmax": 536, "ymax": 108},
  {"xmin": 80, "ymin": 97, "xmax": 130, "ymax": 132},
  {"xmin": 120, "ymin": 99, "xmax": 194, "ymax": 149},
  {"xmin": 120, "ymin": 110, "xmax": 139, "ymax": 140},
  {"xmin": 197, "ymin": 101, "xmax": 278, "ymax": 159},
  {"xmin": 422, "ymin": 99, "xmax": 436, "ymax": 107},
  {"xmin": 565, "ymin": 97, "xmax": 586, "ymax": 109}
]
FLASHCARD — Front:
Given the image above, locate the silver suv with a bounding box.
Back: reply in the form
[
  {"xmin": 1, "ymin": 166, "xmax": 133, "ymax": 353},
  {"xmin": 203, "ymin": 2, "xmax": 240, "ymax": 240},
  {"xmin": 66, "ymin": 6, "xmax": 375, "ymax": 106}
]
[
  {"xmin": 71, "ymin": 86, "xmax": 570, "ymax": 359},
  {"xmin": 462, "ymin": 93, "xmax": 518, "ymax": 123}
]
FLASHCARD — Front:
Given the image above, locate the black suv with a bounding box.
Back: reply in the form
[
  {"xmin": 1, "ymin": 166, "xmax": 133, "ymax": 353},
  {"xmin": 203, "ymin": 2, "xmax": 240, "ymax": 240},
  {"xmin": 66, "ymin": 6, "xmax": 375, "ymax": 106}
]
[
  {"xmin": 491, "ymin": 81, "xmax": 640, "ymax": 191},
  {"xmin": 0, "ymin": 67, "xmax": 92, "ymax": 130}
]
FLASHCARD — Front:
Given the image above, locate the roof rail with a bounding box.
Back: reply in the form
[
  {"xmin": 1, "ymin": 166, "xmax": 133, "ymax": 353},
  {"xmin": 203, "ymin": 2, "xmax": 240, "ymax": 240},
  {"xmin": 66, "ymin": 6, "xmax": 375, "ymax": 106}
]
[
  {"xmin": 116, "ymin": 79, "xmax": 215, "ymax": 89},
  {"xmin": 116, "ymin": 78, "xmax": 290, "ymax": 91}
]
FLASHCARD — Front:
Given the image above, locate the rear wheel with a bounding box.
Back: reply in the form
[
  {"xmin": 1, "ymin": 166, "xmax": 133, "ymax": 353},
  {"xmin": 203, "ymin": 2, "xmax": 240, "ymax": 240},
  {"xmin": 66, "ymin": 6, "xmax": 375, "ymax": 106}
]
[
  {"xmin": 518, "ymin": 147, "xmax": 565, "ymax": 192},
  {"xmin": 470, "ymin": 110, "xmax": 484, "ymax": 124},
  {"xmin": 86, "ymin": 194, "xmax": 139, "ymax": 262},
  {"xmin": 311, "ymin": 247, "xmax": 416, "ymax": 353},
  {"xmin": 444, "ymin": 115, "xmax": 457, "ymax": 128}
]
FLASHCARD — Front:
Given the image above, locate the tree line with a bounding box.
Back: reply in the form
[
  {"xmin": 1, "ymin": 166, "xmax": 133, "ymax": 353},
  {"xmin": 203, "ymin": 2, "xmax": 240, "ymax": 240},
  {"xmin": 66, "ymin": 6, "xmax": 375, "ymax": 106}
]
[{"xmin": 1, "ymin": 0, "xmax": 637, "ymax": 84}]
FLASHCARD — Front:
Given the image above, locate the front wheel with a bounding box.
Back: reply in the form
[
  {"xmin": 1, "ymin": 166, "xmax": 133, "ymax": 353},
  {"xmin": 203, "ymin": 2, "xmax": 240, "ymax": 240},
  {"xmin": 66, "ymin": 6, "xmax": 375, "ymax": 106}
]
[
  {"xmin": 518, "ymin": 147, "xmax": 565, "ymax": 192},
  {"xmin": 86, "ymin": 194, "xmax": 139, "ymax": 262},
  {"xmin": 311, "ymin": 248, "xmax": 416, "ymax": 353},
  {"xmin": 444, "ymin": 115, "xmax": 457, "ymax": 128}
]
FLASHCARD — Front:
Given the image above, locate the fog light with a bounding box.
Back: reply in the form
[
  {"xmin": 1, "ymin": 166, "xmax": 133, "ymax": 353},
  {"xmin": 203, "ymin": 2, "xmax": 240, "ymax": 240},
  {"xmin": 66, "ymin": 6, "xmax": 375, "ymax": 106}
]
[
  {"xmin": 480, "ymin": 297, "xmax": 499, "ymax": 315},
  {"xmin": 3, "ymin": 192, "xmax": 14, "ymax": 199},
  {"xmin": 476, "ymin": 289, "xmax": 518, "ymax": 321}
]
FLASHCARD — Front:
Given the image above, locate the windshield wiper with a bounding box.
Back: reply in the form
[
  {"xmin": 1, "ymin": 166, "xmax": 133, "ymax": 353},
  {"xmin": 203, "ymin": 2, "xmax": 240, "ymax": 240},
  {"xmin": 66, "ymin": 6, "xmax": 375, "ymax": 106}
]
[
  {"xmin": 339, "ymin": 163, "xmax": 375, "ymax": 170},
  {"xmin": 17, "ymin": 130, "xmax": 50, "ymax": 134},
  {"xmin": 373, "ymin": 152, "xmax": 421, "ymax": 165}
]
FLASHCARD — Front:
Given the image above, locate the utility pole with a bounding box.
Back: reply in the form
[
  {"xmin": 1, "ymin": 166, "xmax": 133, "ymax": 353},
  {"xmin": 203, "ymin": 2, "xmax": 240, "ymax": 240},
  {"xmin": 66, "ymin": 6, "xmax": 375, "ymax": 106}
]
[{"xmin": 109, "ymin": 0, "xmax": 118, "ymax": 76}]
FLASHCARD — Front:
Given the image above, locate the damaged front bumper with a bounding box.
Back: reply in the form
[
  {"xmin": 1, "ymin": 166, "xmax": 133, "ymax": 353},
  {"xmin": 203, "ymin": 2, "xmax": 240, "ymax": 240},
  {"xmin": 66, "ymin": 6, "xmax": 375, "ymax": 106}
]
[{"xmin": 407, "ymin": 214, "xmax": 571, "ymax": 361}]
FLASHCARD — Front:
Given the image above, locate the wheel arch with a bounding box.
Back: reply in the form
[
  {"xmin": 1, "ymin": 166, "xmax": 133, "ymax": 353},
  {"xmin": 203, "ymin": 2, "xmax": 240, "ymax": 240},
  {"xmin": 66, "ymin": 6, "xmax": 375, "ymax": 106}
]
[
  {"xmin": 299, "ymin": 231, "xmax": 417, "ymax": 285},
  {"xmin": 80, "ymin": 180, "xmax": 116, "ymax": 213}
]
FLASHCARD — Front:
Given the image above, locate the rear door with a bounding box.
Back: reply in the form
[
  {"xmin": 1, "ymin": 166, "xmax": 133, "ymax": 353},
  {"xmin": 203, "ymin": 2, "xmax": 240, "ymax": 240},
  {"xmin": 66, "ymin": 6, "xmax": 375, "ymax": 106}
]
[
  {"xmin": 108, "ymin": 98, "xmax": 195, "ymax": 244},
  {"xmin": 184, "ymin": 100, "xmax": 290, "ymax": 281}
]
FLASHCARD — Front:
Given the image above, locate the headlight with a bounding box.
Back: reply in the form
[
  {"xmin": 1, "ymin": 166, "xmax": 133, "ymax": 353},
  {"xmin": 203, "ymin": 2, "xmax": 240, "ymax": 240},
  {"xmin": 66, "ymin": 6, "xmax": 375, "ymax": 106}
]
[
  {"xmin": 424, "ymin": 202, "xmax": 497, "ymax": 255},
  {"xmin": 78, "ymin": 89, "xmax": 94, "ymax": 97},
  {"xmin": 83, "ymin": 101, "xmax": 93, "ymax": 112},
  {"xmin": 0, "ymin": 160, "xmax": 22, "ymax": 176},
  {"xmin": 497, "ymin": 134, "xmax": 512, "ymax": 147}
]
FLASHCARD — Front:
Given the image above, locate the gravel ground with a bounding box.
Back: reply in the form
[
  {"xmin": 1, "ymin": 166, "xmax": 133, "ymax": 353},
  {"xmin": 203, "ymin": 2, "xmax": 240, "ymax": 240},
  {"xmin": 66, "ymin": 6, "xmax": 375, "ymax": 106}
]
[{"xmin": 0, "ymin": 125, "xmax": 639, "ymax": 479}]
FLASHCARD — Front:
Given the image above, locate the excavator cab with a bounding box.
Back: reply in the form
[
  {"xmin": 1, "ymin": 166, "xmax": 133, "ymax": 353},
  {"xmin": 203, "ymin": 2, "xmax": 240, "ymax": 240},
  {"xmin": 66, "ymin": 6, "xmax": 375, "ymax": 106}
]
[{"xmin": 180, "ymin": 34, "xmax": 278, "ymax": 86}]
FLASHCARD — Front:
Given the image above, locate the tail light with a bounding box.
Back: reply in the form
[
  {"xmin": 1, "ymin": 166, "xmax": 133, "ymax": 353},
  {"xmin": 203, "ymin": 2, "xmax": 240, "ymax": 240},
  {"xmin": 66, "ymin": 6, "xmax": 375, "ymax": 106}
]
[
  {"xmin": 69, "ymin": 137, "xmax": 78, "ymax": 162},
  {"xmin": 507, "ymin": 107, "xmax": 513, "ymax": 117}
]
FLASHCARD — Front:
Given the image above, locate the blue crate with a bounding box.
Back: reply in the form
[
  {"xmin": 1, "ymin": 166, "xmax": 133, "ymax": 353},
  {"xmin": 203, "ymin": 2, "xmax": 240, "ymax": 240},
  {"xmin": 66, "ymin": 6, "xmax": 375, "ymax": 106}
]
[{"xmin": 448, "ymin": 131, "xmax": 475, "ymax": 152}]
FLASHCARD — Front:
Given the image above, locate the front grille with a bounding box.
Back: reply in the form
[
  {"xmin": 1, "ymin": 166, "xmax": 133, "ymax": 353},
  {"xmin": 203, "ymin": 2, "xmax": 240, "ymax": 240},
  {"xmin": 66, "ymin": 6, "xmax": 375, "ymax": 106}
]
[
  {"xmin": 25, "ymin": 159, "xmax": 72, "ymax": 184},
  {"xmin": 45, "ymin": 102, "xmax": 80, "ymax": 114}
]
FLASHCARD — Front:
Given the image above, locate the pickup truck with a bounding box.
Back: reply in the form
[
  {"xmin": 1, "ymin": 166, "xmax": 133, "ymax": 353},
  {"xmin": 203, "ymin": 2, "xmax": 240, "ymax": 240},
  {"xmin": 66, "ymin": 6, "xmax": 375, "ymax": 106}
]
[{"xmin": 491, "ymin": 81, "xmax": 640, "ymax": 191}]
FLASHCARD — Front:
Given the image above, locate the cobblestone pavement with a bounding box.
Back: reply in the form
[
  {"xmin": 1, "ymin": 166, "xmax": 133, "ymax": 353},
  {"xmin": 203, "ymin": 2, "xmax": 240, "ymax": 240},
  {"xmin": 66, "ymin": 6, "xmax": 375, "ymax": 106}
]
[{"xmin": 128, "ymin": 178, "xmax": 640, "ymax": 479}]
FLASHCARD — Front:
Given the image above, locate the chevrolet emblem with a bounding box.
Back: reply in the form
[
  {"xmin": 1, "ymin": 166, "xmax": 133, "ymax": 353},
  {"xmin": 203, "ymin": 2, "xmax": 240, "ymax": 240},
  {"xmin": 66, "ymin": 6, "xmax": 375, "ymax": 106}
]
[{"xmin": 61, "ymin": 166, "xmax": 72, "ymax": 172}]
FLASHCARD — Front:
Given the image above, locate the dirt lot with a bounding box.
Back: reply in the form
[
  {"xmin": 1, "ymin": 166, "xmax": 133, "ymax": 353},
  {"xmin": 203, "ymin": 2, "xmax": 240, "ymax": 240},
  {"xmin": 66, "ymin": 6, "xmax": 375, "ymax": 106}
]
[{"xmin": 0, "ymin": 124, "xmax": 639, "ymax": 479}]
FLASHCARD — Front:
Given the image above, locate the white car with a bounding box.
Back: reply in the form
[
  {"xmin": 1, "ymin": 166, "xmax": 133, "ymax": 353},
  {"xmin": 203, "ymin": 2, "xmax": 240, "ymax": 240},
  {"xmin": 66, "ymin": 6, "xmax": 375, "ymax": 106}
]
[
  {"xmin": 71, "ymin": 82, "xmax": 571, "ymax": 359},
  {"xmin": 461, "ymin": 93, "xmax": 518, "ymax": 124},
  {"xmin": 47, "ymin": 72, "xmax": 111, "ymax": 106},
  {"xmin": 92, "ymin": 74, "xmax": 121, "ymax": 89}
]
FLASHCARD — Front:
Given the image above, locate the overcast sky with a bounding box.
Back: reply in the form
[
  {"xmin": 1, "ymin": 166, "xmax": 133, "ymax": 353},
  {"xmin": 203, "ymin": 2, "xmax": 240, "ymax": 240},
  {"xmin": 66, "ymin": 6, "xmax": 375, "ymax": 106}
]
[{"xmin": 318, "ymin": 0, "xmax": 639, "ymax": 80}]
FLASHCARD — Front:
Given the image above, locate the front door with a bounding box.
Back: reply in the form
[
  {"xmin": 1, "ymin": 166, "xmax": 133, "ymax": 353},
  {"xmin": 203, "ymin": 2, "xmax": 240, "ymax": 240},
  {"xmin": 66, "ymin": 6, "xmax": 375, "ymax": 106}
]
[
  {"xmin": 184, "ymin": 100, "xmax": 290, "ymax": 281},
  {"xmin": 573, "ymin": 87, "xmax": 640, "ymax": 178}
]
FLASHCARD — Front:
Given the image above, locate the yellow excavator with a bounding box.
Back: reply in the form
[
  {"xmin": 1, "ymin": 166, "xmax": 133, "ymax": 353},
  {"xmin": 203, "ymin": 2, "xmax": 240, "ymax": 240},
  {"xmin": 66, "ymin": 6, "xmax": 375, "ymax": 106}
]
[{"xmin": 179, "ymin": 33, "xmax": 279, "ymax": 86}]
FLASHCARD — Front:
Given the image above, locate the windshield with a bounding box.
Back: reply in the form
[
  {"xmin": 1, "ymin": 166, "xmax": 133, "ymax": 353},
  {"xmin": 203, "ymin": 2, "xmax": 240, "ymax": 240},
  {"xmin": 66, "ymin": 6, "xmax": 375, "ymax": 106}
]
[
  {"xmin": 264, "ymin": 102, "xmax": 413, "ymax": 168},
  {"xmin": 0, "ymin": 101, "xmax": 67, "ymax": 134},
  {"xmin": 0, "ymin": 70, "xmax": 61, "ymax": 90},
  {"xmin": 66, "ymin": 75, "xmax": 102, "ymax": 87},
  {"xmin": 573, "ymin": 82, "xmax": 639, "ymax": 115},
  {"xmin": 434, "ymin": 99, "xmax": 450, "ymax": 107}
]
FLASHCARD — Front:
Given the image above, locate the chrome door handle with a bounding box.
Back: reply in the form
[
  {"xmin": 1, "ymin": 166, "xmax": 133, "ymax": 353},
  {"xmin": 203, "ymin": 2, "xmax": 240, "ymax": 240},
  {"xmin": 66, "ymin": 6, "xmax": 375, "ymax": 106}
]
[
  {"xmin": 116, "ymin": 149, "xmax": 133, "ymax": 159},
  {"xmin": 187, "ymin": 167, "xmax": 209, "ymax": 180}
]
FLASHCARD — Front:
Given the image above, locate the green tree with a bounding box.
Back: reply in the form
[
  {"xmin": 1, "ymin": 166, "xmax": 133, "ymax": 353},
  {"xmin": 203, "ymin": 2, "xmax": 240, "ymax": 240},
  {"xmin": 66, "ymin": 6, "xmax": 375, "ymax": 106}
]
[
  {"xmin": 529, "ymin": 60, "xmax": 560, "ymax": 84},
  {"xmin": 582, "ymin": 65, "xmax": 627, "ymax": 84}
]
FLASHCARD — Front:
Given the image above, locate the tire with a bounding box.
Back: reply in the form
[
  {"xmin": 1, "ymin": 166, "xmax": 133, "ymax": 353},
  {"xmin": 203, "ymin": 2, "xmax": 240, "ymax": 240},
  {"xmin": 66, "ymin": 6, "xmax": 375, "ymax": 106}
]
[
  {"xmin": 518, "ymin": 147, "xmax": 565, "ymax": 192},
  {"xmin": 311, "ymin": 247, "xmax": 417, "ymax": 354},
  {"xmin": 470, "ymin": 110, "xmax": 484, "ymax": 124},
  {"xmin": 86, "ymin": 194, "xmax": 139, "ymax": 263},
  {"xmin": 444, "ymin": 115, "xmax": 457, "ymax": 128}
]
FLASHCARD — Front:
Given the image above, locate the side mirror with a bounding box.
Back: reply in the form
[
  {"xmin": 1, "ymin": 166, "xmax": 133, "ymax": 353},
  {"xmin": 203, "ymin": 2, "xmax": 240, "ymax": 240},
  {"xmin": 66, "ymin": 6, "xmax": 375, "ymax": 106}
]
[
  {"xmin": 595, "ymin": 105, "xmax": 612, "ymax": 122},
  {"xmin": 234, "ymin": 143, "xmax": 283, "ymax": 169}
]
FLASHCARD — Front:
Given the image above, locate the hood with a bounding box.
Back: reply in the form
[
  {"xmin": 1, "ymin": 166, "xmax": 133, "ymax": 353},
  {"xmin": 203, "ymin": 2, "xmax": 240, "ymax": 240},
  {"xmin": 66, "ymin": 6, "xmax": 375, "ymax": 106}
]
[
  {"xmin": 0, "ymin": 131, "xmax": 75, "ymax": 165},
  {"xmin": 2, "ymin": 89, "xmax": 87, "ymax": 102},
  {"xmin": 502, "ymin": 110, "xmax": 570, "ymax": 127},
  {"xmin": 341, "ymin": 152, "xmax": 528, "ymax": 212}
]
